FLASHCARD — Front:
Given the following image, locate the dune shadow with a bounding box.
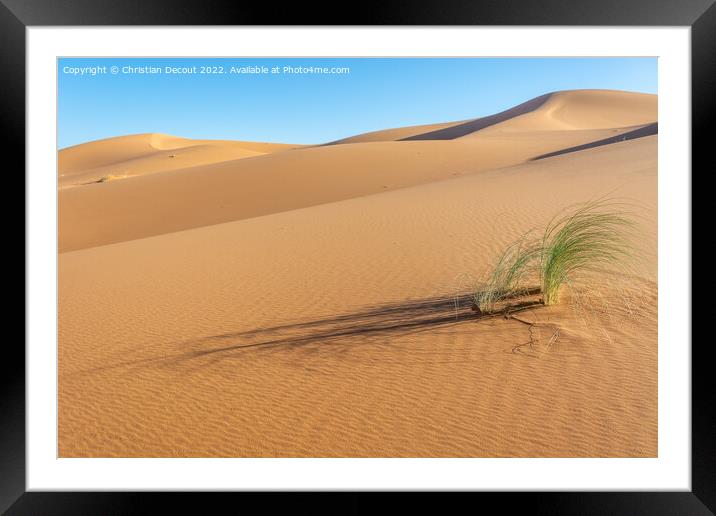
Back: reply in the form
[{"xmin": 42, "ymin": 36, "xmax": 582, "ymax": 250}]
[
  {"xmin": 532, "ymin": 122, "xmax": 658, "ymax": 160},
  {"xmin": 399, "ymin": 93, "xmax": 553, "ymax": 141},
  {"xmin": 318, "ymin": 93, "xmax": 552, "ymax": 146}
]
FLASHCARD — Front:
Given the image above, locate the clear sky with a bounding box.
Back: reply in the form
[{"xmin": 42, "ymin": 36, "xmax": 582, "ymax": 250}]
[{"xmin": 58, "ymin": 57, "xmax": 657, "ymax": 149}]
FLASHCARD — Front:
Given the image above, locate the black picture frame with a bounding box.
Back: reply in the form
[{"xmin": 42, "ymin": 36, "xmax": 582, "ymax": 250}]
[{"xmin": 5, "ymin": 1, "xmax": 709, "ymax": 514}]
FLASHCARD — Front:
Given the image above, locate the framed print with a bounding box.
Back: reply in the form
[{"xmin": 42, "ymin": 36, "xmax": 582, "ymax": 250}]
[{"xmin": 6, "ymin": 0, "xmax": 710, "ymax": 513}]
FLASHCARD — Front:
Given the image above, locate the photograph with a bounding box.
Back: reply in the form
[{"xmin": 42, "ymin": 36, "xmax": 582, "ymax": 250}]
[
  {"xmin": 6, "ymin": 3, "xmax": 707, "ymax": 509},
  {"xmin": 57, "ymin": 56, "xmax": 659, "ymax": 458}
]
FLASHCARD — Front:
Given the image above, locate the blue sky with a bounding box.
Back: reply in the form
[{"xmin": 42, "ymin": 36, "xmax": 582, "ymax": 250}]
[{"xmin": 58, "ymin": 57, "xmax": 657, "ymax": 149}]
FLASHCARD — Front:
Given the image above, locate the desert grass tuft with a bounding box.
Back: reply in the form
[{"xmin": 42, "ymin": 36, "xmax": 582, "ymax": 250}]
[
  {"xmin": 473, "ymin": 237, "xmax": 540, "ymax": 314},
  {"xmin": 475, "ymin": 198, "xmax": 636, "ymax": 312},
  {"xmin": 538, "ymin": 199, "xmax": 635, "ymax": 305}
]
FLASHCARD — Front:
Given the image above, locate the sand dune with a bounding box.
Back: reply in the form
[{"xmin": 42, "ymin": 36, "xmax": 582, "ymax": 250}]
[
  {"xmin": 464, "ymin": 89, "xmax": 656, "ymax": 134},
  {"xmin": 59, "ymin": 135, "xmax": 657, "ymax": 457},
  {"xmin": 59, "ymin": 130, "xmax": 638, "ymax": 252},
  {"xmin": 58, "ymin": 89, "xmax": 658, "ymax": 457},
  {"xmin": 59, "ymin": 133, "xmax": 299, "ymax": 187},
  {"xmin": 58, "ymin": 90, "xmax": 657, "ymax": 252},
  {"xmin": 330, "ymin": 89, "xmax": 656, "ymax": 143}
]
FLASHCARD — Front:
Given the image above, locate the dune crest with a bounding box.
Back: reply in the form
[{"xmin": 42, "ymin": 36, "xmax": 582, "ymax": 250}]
[
  {"xmin": 59, "ymin": 133, "xmax": 163, "ymax": 176},
  {"xmin": 401, "ymin": 93, "xmax": 552, "ymax": 140},
  {"xmin": 148, "ymin": 133, "xmax": 198, "ymax": 150},
  {"xmin": 475, "ymin": 89, "xmax": 657, "ymax": 134},
  {"xmin": 327, "ymin": 89, "xmax": 656, "ymax": 144}
]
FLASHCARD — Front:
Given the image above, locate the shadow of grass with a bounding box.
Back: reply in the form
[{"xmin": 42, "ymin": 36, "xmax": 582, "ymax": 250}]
[
  {"xmin": 68, "ymin": 293, "xmax": 547, "ymax": 377},
  {"xmin": 182, "ymin": 294, "xmax": 480, "ymax": 358}
]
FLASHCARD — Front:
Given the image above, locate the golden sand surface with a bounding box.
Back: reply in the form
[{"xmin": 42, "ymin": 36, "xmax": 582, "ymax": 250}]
[{"xmin": 58, "ymin": 90, "xmax": 657, "ymax": 457}]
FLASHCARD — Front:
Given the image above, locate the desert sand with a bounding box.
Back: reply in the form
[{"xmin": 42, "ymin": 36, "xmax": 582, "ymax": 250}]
[{"xmin": 58, "ymin": 89, "xmax": 658, "ymax": 457}]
